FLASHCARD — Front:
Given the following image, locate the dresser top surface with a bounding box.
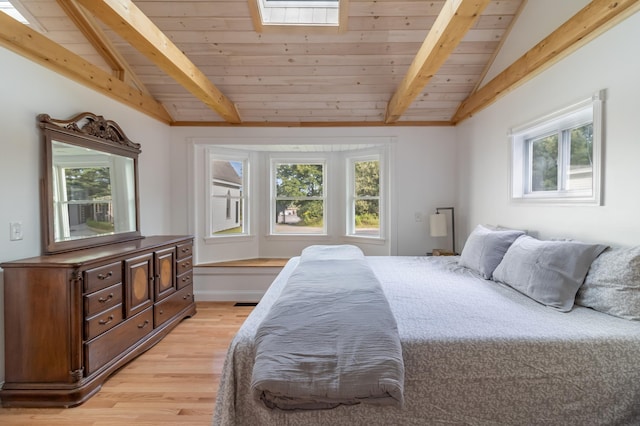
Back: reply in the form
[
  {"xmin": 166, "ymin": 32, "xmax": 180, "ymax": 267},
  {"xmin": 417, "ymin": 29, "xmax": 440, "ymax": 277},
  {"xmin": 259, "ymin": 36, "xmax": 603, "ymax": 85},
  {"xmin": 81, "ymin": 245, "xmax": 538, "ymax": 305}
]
[{"xmin": 1, "ymin": 235, "xmax": 193, "ymax": 268}]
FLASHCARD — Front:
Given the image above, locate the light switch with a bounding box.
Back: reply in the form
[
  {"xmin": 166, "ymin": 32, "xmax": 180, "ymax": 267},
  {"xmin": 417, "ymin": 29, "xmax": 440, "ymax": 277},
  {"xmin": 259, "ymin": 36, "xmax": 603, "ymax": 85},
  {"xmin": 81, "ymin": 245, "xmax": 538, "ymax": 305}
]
[{"xmin": 10, "ymin": 222, "xmax": 23, "ymax": 241}]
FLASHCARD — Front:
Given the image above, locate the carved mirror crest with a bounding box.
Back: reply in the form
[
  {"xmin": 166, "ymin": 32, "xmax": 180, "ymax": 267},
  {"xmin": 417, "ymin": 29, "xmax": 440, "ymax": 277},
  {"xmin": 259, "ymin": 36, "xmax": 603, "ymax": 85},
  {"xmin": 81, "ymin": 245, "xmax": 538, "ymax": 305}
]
[{"xmin": 39, "ymin": 112, "xmax": 142, "ymax": 254}]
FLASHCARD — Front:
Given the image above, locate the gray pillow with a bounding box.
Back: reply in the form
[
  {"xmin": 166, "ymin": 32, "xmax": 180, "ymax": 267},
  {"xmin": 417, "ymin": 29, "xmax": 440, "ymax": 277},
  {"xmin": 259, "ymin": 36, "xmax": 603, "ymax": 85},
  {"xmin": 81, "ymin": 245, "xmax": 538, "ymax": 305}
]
[
  {"xmin": 575, "ymin": 246, "xmax": 640, "ymax": 320},
  {"xmin": 459, "ymin": 225, "xmax": 524, "ymax": 279},
  {"xmin": 492, "ymin": 235, "xmax": 607, "ymax": 312}
]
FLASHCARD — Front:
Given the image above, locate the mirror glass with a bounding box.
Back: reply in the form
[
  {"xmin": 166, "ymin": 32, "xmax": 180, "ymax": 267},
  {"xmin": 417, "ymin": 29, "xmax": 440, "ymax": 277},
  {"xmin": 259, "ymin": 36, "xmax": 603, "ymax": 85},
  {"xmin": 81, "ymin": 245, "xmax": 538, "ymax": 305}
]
[
  {"xmin": 40, "ymin": 112, "xmax": 141, "ymax": 254},
  {"xmin": 51, "ymin": 141, "xmax": 137, "ymax": 242}
]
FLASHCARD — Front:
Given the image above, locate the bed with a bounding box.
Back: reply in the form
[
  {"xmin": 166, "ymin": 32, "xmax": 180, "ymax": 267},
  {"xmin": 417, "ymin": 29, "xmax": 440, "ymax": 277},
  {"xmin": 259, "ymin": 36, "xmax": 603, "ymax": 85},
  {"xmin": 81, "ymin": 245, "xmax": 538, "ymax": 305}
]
[{"xmin": 213, "ymin": 232, "xmax": 640, "ymax": 425}]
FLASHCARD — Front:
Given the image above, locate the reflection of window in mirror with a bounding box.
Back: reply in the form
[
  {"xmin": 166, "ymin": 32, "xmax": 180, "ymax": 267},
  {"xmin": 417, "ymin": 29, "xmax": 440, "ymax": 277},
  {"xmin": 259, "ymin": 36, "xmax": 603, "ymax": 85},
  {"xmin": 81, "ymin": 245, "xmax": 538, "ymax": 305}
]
[
  {"xmin": 63, "ymin": 166, "xmax": 113, "ymax": 238},
  {"xmin": 52, "ymin": 141, "xmax": 136, "ymax": 241}
]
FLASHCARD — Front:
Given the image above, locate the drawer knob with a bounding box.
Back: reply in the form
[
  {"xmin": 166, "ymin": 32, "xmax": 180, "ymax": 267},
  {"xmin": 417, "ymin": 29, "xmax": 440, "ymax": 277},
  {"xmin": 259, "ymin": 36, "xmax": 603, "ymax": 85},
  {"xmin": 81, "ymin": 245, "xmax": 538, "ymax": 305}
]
[
  {"xmin": 138, "ymin": 320, "xmax": 150, "ymax": 329},
  {"xmin": 181, "ymin": 248, "xmax": 190, "ymax": 253},
  {"xmin": 98, "ymin": 315, "xmax": 114, "ymax": 325},
  {"xmin": 182, "ymin": 262, "xmax": 191, "ymax": 268},
  {"xmin": 98, "ymin": 293, "xmax": 114, "ymax": 303},
  {"xmin": 182, "ymin": 276, "xmax": 190, "ymax": 282},
  {"xmin": 183, "ymin": 293, "xmax": 192, "ymax": 300},
  {"xmin": 97, "ymin": 271, "xmax": 113, "ymax": 280}
]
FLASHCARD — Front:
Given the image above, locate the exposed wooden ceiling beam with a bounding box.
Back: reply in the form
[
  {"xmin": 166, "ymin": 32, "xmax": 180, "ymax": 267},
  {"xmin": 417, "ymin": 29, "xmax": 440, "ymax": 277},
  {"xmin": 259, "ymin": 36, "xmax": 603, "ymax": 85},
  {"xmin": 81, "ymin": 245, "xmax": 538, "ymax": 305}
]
[
  {"xmin": 56, "ymin": 0, "xmax": 151, "ymax": 95},
  {"xmin": 384, "ymin": 0, "xmax": 491, "ymax": 124},
  {"xmin": 452, "ymin": 0, "xmax": 640, "ymax": 124},
  {"xmin": 0, "ymin": 12, "xmax": 172, "ymax": 124},
  {"xmin": 76, "ymin": 0, "xmax": 242, "ymax": 124}
]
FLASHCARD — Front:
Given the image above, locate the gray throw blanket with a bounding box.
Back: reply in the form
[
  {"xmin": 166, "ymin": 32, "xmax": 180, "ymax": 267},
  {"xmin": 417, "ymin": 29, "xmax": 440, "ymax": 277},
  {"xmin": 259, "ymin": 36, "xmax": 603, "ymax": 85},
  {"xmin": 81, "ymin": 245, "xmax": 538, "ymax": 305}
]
[{"xmin": 251, "ymin": 245, "xmax": 405, "ymax": 410}]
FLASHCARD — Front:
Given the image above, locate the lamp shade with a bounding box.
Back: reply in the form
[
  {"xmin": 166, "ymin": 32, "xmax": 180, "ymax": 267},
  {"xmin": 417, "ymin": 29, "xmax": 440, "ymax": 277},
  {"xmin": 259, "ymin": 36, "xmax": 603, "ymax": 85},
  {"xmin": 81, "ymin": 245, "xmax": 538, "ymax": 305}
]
[{"xmin": 430, "ymin": 213, "xmax": 447, "ymax": 237}]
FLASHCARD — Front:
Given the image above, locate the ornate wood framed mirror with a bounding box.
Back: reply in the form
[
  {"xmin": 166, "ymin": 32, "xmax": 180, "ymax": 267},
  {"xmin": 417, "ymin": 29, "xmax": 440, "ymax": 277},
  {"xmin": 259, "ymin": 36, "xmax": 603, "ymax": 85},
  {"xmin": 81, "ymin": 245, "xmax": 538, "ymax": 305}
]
[{"xmin": 39, "ymin": 112, "xmax": 142, "ymax": 254}]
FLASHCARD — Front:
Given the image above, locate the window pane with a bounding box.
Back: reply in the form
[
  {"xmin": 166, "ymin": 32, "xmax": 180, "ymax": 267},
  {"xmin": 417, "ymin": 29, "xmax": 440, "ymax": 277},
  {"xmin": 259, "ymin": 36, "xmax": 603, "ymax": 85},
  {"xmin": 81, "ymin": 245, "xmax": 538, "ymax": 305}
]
[
  {"xmin": 276, "ymin": 163, "xmax": 323, "ymax": 197},
  {"xmin": 567, "ymin": 123, "xmax": 593, "ymax": 191},
  {"xmin": 355, "ymin": 160, "xmax": 379, "ymax": 197},
  {"xmin": 274, "ymin": 162, "xmax": 324, "ymax": 235},
  {"xmin": 531, "ymin": 134, "xmax": 558, "ymax": 191},
  {"xmin": 274, "ymin": 200, "xmax": 324, "ymax": 234},
  {"xmin": 64, "ymin": 167, "xmax": 114, "ymax": 236},
  {"xmin": 354, "ymin": 199, "xmax": 379, "ymax": 236},
  {"xmin": 211, "ymin": 159, "xmax": 244, "ymax": 235}
]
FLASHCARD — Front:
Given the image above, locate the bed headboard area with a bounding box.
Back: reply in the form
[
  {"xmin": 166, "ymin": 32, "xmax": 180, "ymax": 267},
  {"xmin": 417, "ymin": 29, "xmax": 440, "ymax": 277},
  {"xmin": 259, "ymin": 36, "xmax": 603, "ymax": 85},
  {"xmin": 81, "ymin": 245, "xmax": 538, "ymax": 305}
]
[{"xmin": 459, "ymin": 224, "xmax": 640, "ymax": 320}]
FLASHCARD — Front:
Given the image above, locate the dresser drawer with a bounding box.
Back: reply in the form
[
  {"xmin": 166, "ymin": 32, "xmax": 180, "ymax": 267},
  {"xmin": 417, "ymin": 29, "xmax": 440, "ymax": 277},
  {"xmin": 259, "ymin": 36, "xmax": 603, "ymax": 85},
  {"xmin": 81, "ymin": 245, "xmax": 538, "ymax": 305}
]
[
  {"xmin": 176, "ymin": 271, "xmax": 193, "ymax": 290},
  {"xmin": 176, "ymin": 256, "xmax": 193, "ymax": 276},
  {"xmin": 84, "ymin": 308, "xmax": 153, "ymax": 376},
  {"xmin": 154, "ymin": 284, "xmax": 194, "ymax": 328},
  {"xmin": 84, "ymin": 262, "xmax": 122, "ymax": 293},
  {"xmin": 176, "ymin": 242, "xmax": 193, "ymax": 260},
  {"xmin": 84, "ymin": 283, "xmax": 123, "ymax": 317},
  {"xmin": 84, "ymin": 304, "xmax": 124, "ymax": 341}
]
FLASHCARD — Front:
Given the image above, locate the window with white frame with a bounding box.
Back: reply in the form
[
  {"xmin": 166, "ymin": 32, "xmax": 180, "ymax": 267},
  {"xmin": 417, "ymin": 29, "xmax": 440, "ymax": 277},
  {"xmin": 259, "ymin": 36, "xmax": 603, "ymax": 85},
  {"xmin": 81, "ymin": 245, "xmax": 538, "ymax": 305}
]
[
  {"xmin": 271, "ymin": 159, "xmax": 326, "ymax": 235},
  {"xmin": 510, "ymin": 90, "xmax": 603, "ymax": 204},
  {"xmin": 347, "ymin": 155, "xmax": 381, "ymax": 238},
  {"xmin": 207, "ymin": 149, "xmax": 248, "ymax": 236}
]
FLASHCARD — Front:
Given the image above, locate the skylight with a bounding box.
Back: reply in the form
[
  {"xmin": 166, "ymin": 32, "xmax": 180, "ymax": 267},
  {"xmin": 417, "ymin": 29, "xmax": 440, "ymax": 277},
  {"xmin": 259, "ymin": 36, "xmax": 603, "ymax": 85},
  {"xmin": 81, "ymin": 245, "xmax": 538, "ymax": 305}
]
[
  {"xmin": 0, "ymin": 0, "xmax": 28, "ymax": 23},
  {"xmin": 0, "ymin": 0, "xmax": 44, "ymax": 31},
  {"xmin": 256, "ymin": 0, "xmax": 340, "ymax": 27}
]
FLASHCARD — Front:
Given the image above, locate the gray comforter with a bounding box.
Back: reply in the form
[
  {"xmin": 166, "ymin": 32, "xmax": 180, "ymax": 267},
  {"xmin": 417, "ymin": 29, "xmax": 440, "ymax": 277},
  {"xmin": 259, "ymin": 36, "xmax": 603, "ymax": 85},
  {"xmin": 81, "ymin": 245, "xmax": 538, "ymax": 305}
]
[
  {"xmin": 214, "ymin": 255, "xmax": 640, "ymax": 425},
  {"xmin": 250, "ymin": 245, "xmax": 404, "ymax": 410}
]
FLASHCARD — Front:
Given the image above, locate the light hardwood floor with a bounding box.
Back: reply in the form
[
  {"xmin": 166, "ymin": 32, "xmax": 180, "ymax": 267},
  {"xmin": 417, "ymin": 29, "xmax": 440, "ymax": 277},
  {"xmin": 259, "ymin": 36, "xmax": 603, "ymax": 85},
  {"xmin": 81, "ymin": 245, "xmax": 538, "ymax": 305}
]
[{"xmin": 0, "ymin": 302, "xmax": 253, "ymax": 425}]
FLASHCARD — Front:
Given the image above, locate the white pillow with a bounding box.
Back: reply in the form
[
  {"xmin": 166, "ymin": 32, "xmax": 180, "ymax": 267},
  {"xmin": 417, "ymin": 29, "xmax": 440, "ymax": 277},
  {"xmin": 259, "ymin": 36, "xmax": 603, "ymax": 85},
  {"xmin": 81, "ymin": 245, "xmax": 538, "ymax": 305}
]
[
  {"xmin": 459, "ymin": 225, "xmax": 524, "ymax": 279},
  {"xmin": 492, "ymin": 235, "xmax": 607, "ymax": 312}
]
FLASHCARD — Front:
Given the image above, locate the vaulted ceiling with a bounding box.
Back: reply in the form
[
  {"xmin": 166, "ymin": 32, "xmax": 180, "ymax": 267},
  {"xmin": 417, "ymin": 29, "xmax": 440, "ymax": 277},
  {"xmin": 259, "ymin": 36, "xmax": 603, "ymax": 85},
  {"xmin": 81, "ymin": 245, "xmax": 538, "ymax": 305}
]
[{"xmin": 1, "ymin": 0, "xmax": 638, "ymax": 126}]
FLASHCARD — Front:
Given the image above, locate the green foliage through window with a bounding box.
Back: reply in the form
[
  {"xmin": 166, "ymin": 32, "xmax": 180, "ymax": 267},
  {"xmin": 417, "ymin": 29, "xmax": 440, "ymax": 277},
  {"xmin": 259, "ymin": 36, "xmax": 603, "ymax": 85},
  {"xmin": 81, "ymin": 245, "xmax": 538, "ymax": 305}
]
[
  {"xmin": 353, "ymin": 159, "xmax": 380, "ymax": 236},
  {"xmin": 531, "ymin": 134, "xmax": 558, "ymax": 191},
  {"xmin": 65, "ymin": 167, "xmax": 111, "ymax": 200},
  {"xmin": 528, "ymin": 123, "xmax": 593, "ymax": 193},
  {"xmin": 274, "ymin": 163, "xmax": 324, "ymax": 233}
]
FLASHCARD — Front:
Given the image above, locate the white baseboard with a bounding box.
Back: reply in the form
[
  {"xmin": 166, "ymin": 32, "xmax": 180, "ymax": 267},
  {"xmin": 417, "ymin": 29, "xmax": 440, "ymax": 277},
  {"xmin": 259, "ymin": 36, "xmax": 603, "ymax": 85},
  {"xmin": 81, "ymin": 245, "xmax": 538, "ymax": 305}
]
[{"xmin": 194, "ymin": 289, "xmax": 265, "ymax": 302}]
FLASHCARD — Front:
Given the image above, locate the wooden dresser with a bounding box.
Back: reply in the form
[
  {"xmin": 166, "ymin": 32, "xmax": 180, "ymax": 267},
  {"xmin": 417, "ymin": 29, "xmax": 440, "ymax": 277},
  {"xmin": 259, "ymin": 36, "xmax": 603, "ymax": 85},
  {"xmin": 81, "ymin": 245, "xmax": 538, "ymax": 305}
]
[{"xmin": 0, "ymin": 235, "xmax": 196, "ymax": 407}]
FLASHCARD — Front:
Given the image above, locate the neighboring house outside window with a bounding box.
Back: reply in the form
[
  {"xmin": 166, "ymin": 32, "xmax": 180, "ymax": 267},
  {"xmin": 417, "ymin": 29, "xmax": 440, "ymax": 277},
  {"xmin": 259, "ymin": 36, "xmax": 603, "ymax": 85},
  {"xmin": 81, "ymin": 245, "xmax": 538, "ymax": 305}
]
[
  {"xmin": 209, "ymin": 154, "xmax": 248, "ymax": 236},
  {"xmin": 510, "ymin": 90, "xmax": 603, "ymax": 205}
]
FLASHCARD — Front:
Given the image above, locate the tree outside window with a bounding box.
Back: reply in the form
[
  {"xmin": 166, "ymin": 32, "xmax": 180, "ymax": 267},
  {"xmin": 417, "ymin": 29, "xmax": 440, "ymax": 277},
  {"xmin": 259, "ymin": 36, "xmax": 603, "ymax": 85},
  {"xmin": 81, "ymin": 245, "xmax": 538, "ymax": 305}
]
[
  {"xmin": 63, "ymin": 167, "xmax": 114, "ymax": 233},
  {"xmin": 529, "ymin": 123, "xmax": 593, "ymax": 193},
  {"xmin": 352, "ymin": 159, "xmax": 380, "ymax": 236},
  {"xmin": 273, "ymin": 162, "xmax": 325, "ymax": 234}
]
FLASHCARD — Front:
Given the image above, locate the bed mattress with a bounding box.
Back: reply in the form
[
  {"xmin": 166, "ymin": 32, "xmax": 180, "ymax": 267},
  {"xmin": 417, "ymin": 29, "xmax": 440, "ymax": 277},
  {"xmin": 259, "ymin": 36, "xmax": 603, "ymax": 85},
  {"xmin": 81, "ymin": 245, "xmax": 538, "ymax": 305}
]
[{"xmin": 213, "ymin": 256, "xmax": 640, "ymax": 425}]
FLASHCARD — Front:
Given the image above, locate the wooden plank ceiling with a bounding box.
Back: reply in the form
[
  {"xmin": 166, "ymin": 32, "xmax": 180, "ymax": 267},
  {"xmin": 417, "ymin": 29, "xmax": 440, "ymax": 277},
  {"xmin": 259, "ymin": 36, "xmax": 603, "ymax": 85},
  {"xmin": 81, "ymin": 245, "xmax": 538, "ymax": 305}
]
[{"xmin": 5, "ymin": 0, "xmax": 640, "ymax": 126}]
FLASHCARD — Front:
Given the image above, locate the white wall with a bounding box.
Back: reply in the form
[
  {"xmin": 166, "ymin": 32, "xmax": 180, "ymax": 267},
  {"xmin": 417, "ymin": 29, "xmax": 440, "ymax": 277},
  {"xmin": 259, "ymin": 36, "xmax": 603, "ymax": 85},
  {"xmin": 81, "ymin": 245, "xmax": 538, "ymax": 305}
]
[
  {"xmin": 0, "ymin": 47, "xmax": 172, "ymax": 385},
  {"xmin": 481, "ymin": 0, "xmax": 590, "ymax": 84},
  {"xmin": 457, "ymin": 6, "xmax": 640, "ymax": 247}
]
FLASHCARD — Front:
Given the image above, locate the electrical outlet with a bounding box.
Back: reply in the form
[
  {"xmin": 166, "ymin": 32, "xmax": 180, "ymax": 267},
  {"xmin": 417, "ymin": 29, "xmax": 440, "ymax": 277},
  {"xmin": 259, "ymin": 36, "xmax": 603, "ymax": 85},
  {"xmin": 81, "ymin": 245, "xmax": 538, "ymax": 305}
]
[
  {"xmin": 10, "ymin": 222, "xmax": 23, "ymax": 241},
  {"xmin": 414, "ymin": 212, "xmax": 422, "ymax": 222}
]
